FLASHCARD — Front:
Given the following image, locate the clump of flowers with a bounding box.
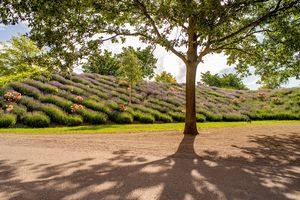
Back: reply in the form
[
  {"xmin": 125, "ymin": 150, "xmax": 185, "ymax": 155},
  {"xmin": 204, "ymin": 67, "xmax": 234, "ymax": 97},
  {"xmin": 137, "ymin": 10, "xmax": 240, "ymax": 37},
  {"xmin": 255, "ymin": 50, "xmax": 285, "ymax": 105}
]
[
  {"xmin": 70, "ymin": 104, "xmax": 84, "ymax": 113},
  {"xmin": 119, "ymin": 104, "xmax": 127, "ymax": 112},
  {"xmin": 271, "ymin": 97, "xmax": 283, "ymax": 105},
  {"xmin": 257, "ymin": 92, "xmax": 267, "ymax": 101},
  {"xmin": 239, "ymin": 96, "xmax": 246, "ymax": 102},
  {"xmin": 4, "ymin": 91, "xmax": 22, "ymax": 102},
  {"xmin": 231, "ymin": 98, "xmax": 239, "ymax": 105},
  {"xmin": 75, "ymin": 96, "xmax": 84, "ymax": 103},
  {"xmin": 5, "ymin": 104, "xmax": 14, "ymax": 113}
]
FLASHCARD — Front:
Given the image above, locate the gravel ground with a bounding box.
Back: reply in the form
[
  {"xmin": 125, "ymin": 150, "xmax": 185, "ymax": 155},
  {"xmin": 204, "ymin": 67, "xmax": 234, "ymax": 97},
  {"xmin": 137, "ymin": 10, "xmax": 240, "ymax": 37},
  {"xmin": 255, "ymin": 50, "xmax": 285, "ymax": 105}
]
[{"xmin": 0, "ymin": 123, "xmax": 299, "ymax": 200}]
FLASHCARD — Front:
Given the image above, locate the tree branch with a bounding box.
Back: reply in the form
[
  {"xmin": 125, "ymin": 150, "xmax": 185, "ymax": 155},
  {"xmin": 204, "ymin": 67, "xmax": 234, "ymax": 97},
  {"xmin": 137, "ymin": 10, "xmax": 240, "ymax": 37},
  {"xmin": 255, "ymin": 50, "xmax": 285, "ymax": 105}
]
[
  {"xmin": 134, "ymin": 0, "xmax": 187, "ymax": 63},
  {"xmin": 211, "ymin": 0, "xmax": 297, "ymax": 44}
]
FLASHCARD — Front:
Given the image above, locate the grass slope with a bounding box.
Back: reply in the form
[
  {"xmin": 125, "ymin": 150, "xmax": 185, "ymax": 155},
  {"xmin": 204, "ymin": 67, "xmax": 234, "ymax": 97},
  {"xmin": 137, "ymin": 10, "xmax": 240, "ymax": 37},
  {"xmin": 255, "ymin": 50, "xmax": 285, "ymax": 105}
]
[{"xmin": 0, "ymin": 73, "xmax": 299, "ymax": 128}]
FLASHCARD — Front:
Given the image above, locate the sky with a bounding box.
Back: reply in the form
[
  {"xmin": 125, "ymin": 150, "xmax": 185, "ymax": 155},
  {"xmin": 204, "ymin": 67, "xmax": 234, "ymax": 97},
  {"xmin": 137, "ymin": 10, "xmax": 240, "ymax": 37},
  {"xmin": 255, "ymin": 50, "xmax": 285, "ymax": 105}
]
[{"xmin": 0, "ymin": 23, "xmax": 299, "ymax": 90}]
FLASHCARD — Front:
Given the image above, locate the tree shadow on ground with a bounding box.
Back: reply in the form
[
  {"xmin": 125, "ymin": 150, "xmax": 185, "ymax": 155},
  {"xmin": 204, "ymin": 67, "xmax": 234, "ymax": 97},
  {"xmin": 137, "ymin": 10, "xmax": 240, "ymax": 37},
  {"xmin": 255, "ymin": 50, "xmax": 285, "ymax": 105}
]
[{"xmin": 0, "ymin": 133, "xmax": 299, "ymax": 200}]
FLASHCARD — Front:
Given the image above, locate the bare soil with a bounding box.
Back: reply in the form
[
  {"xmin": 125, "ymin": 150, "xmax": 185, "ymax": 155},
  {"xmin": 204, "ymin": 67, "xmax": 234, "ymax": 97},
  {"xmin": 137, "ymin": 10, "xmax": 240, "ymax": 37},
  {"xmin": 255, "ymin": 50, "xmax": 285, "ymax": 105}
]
[{"xmin": 0, "ymin": 123, "xmax": 299, "ymax": 200}]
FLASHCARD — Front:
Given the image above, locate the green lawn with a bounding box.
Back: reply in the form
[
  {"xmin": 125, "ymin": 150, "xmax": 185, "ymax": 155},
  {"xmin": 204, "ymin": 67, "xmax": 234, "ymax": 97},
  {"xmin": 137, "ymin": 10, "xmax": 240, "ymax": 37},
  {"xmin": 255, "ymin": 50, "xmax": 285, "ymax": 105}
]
[{"xmin": 0, "ymin": 120, "xmax": 299, "ymax": 134}]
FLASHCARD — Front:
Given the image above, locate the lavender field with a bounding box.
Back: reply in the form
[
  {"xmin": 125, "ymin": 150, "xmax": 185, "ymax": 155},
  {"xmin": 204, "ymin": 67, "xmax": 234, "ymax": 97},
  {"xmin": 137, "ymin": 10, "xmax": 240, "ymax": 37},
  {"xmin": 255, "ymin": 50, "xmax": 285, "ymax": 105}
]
[{"xmin": 0, "ymin": 73, "xmax": 299, "ymax": 128}]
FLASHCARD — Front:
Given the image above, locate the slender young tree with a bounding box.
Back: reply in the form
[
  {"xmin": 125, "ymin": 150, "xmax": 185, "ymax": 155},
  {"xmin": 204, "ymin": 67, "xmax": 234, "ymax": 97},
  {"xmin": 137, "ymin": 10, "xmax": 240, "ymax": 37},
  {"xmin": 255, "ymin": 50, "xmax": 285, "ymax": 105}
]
[
  {"xmin": 1, "ymin": 0, "xmax": 299, "ymax": 134},
  {"xmin": 118, "ymin": 49, "xmax": 143, "ymax": 105}
]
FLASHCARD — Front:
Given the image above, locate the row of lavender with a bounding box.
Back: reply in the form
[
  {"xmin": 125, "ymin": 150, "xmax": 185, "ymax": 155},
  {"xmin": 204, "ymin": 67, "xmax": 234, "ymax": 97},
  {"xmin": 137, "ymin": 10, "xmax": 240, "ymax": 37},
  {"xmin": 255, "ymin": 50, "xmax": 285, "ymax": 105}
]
[{"xmin": 0, "ymin": 73, "xmax": 299, "ymax": 127}]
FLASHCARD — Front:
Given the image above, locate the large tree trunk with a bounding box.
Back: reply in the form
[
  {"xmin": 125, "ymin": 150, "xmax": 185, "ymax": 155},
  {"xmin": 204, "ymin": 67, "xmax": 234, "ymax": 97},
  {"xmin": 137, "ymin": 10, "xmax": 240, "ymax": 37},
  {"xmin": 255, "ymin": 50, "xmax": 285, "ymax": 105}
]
[{"xmin": 183, "ymin": 63, "xmax": 199, "ymax": 135}]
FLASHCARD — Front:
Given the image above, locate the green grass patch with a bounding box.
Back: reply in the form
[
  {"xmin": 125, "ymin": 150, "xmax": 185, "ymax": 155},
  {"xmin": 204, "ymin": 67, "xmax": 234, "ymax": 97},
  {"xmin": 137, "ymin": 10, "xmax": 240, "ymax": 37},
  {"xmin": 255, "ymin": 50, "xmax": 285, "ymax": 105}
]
[{"xmin": 0, "ymin": 120, "xmax": 298, "ymax": 134}]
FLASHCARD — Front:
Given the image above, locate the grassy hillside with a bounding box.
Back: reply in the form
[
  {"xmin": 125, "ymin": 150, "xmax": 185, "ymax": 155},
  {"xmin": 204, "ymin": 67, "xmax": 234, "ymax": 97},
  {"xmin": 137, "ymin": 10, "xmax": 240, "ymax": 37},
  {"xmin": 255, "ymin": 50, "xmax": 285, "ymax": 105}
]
[{"xmin": 0, "ymin": 73, "xmax": 299, "ymax": 128}]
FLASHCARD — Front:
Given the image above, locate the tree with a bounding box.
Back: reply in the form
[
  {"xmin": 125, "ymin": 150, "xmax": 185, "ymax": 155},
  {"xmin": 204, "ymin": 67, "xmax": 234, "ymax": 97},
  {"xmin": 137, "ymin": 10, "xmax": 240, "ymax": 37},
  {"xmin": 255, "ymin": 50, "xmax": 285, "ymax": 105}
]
[
  {"xmin": 82, "ymin": 49, "xmax": 120, "ymax": 76},
  {"xmin": 200, "ymin": 71, "xmax": 247, "ymax": 90},
  {"xmin": 0, "ymin": 36, "xmax": 53, "ymax": 87},
  {"xmin": 155, "ymin": 71, "xmax": 177, "ymax": 83},
  {"xmin": 118, "ymin": 48, "xmax": 143, "ymax": 104},
  {"xmin": 82, "ymin": 46, "xmax": 157, "ymax": 78},
  {"xmin": 2, "ymin": 0, "xmax": 299, "ymax": 135},
  {"xmin": 118, "ymin": 46, "xmax": 157, "ymax": 79}
]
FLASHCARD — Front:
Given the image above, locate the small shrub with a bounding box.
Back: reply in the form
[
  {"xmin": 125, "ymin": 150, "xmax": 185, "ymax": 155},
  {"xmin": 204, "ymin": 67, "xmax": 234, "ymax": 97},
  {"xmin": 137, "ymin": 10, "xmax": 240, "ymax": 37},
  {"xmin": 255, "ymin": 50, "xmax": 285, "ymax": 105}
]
[
  {"xmin": 152, "ymin": 111, "xmax": 173, "ymax": 122},
  {"xmin": 133, "ymin": 111, "xmax": 155, "ymax": 123},
  {"xmin": 10, "ymin": 82, "xmax": 41, "ymax": 99},
  {"xmin": 82, "ymin": 99, "xmax": 112, "ymax": 115},
  {"xmin": 70, "ymin": 104, "xmax": 84, "ymax": 113},
  {"xmin": 222, "ymin": 114, "xmax": 248, "ymax": 121},
  {"xmin": 168, "ymin": 111, "xmax": 185, "ymax": 122},
  {"xmin": 118, "ymin": 104, "xmax": 127, "ymax": 112},
  {"xmin": 61, "ymin": 85, "xmax": 84, "ymax": 95},
  {"xmin": 196, "ymin": 114, "xmax": 206, "ymax": 122},
  {"xmin": 5, "ymin": 104, "xmax": 14, "ymax": 113},
  {"xmin": 0, "ymin": 113, "xmax": 16, "ymax": 127},
  {"xmin": 22, "ymin": 112, "xmax": 50, "ymax": 127},
  {"xmin": 239, "ymin": 96, "xmax": 246, "ymax": 102},
  {"xmin": 3, "ymin": 91, "xmax": 22, "ymax": 102},
  {"xmin": 24, "ymin": 79, "xmax": 58, "ymax": 94},
  {"xmin": 40, "ymin": 104, "xmax": 69, "ymax": 124},
  {"xmin": 112, "ymin": 112, "xmax": 133, "ymax": 124},
  {"xmin": 106, "ymin": 101, "xmax": 119, "ymax": 110},
  {"xmin": 42, "ymin": 95, "xmax": 73, "ymax": 112},
  {"xmin": 67, "ymin": 115, "xmax": 83, "ymax": 126},
  {"xmin": 271, "ymin": 97, "xmax": 284, "ymax": 105},
  {"xmin": 71, "ymin": 76, "xmax": 90, "ymax": 85},
  {"xmin": 198, "ymin": 110, "xmax": 223, "ymax": 121},
  {"xmin": 257, "ymin": 92, "xmax": 267, "ymax": 101},
  {"xmin": 19, "ymin": 96, "xmax": 42, "ymax": 111},
  {"xmin": 76, "ymin": 96, "xmax": 84, "ymax": 103},
  {"xmin": 77, "ymin": 109, "xmax": 107, "ymax": 124},
  {"xmin": 231, "ymin": 98, "xmax": 239, "ymax": 105},
  {"xmin": 10, "ymin": 104, "xmax": 27, "ymax": 119}
]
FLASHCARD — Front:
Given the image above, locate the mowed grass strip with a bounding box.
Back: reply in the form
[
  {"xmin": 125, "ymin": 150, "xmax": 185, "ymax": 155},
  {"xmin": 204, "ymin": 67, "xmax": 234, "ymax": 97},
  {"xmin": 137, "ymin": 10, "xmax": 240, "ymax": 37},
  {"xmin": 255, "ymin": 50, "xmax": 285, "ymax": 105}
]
[{"xmin": 0, "ymin": 120, "xmax": 299, "ymax": 134}]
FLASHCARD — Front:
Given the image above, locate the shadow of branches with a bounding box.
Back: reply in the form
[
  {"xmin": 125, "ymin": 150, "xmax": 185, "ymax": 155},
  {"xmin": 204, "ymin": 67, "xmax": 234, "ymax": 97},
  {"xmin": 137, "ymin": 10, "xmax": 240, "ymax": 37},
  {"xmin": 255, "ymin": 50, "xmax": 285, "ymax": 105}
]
[{"xmin": 0, "ymin": 133, "xmax": 299, "ymax": 200}]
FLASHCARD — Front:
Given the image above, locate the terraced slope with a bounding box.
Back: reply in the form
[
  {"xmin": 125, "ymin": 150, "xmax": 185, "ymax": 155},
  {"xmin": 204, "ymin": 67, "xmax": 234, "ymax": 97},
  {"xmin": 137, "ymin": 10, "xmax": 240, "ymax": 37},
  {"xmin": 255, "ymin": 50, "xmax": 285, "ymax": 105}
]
[{"xmin": 0, "ymin": 73, "xmax": 299, "ymax": 127}]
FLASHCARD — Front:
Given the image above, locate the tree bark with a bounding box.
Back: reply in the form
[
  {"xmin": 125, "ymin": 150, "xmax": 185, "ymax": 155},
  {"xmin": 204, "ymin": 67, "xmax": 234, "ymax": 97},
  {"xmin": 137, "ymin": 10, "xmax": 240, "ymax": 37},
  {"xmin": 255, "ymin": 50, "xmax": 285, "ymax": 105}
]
[{"xmin": 183, "ymin": 63, "xmax": 199, "ymax": 135}]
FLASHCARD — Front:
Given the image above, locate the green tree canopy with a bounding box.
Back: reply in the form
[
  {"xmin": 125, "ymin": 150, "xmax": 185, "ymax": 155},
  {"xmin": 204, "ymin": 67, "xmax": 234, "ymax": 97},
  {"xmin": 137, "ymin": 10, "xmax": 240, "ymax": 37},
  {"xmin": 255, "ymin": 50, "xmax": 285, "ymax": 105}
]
[
  {"xmin": 118, "ymin": 46, "xmax": 157, "ymax": 79},
  {"xmin": 82, "ymin": 49, "xmax": 120, "ymax": 76},
  {"xmin": 1, "ymin": 0, "xmax": 299, "ymax": 134},
  {"xmin": 82, "ymin": 46, "xmax": 157, "ymax": 78},
  {"xmin": 0, "ymin": 36, "xmax": 53, "ymax": 87},
  {"xmin": 200, "ymin": 71, "xmax": 247, "ymax": 90},
  {"xmin": 155, "ymin": 71, "xmax": 177, "ymax": 83}
]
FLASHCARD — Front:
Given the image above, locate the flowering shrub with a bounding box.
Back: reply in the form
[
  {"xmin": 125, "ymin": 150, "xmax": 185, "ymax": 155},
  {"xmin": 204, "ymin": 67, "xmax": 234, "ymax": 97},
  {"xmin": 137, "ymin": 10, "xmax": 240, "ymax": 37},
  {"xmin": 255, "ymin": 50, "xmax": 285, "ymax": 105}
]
[
  {"xmin": 76, "ymin": 96, "xmax": 84, "ymax": 102},
  {"xmin": 119, "ymin": 104, "xmax": 127, "ymax": 112},
  {"xmin": 70, "ymin": 104, "xmax": 84, "ymax": 113},
  {"xmin": 10, "ymin": 82, "xmax": 41, "ymax": 99},
  {"xmin": 4, "ymin": 91, "xmax": 21, "ymax": 102},
  {"xmin": 239, "ymin": 96, "xmax": 246, "ymax": 102},
  {"xmin": 5, "ymin": 104, "xmax": 14, "ymax": 113},
  {"xmin": 257, "ymin": 92, "xmax": 267, "ymax": 101},
  {"xmin": 231, "ymin": 98, "xmax": 239, "ymax": 105},
  {"xmin": 271, "ymin": 97, "xmax": 284, "ymax": 105}
]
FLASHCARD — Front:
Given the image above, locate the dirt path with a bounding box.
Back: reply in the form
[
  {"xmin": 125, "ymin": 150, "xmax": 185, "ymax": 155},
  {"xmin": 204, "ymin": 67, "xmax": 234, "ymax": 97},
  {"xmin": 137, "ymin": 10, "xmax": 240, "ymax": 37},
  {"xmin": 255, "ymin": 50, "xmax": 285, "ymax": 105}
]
[{"xmin": 0, "ymin": 123, "xmax": 299, "ymax": 200}]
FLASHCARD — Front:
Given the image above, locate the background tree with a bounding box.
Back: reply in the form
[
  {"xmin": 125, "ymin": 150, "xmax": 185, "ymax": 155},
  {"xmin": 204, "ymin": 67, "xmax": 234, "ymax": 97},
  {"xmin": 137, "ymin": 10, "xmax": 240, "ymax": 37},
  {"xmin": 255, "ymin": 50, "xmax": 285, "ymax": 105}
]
[
  {"xmin": 118, "ymin": 46, "xmax": 157, "ymax": 79},
  {"xmin": 200, "ymin": 71, "xmax": 247, "ymax": 90},
  {"xmin": 82, "ymin": 49, "xmax": 120, "ymax": 76},
  {"xmin": 118, "ymin": 48, "xmax": 143, "ymax": 104},
  {"xmin": 2, "ymin": 0, "xmax": 299, "ymax": 135},
  {"xmin": 155, "ymin": 71, "xmax": 177, "ymax": 84},
  {"xmin": 82, "ymin": 46, "xmax": 157, "ymax": 78},
  {"xmin": 0, "ymin": 36, "xmax": 54, "ymax": 87}
]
